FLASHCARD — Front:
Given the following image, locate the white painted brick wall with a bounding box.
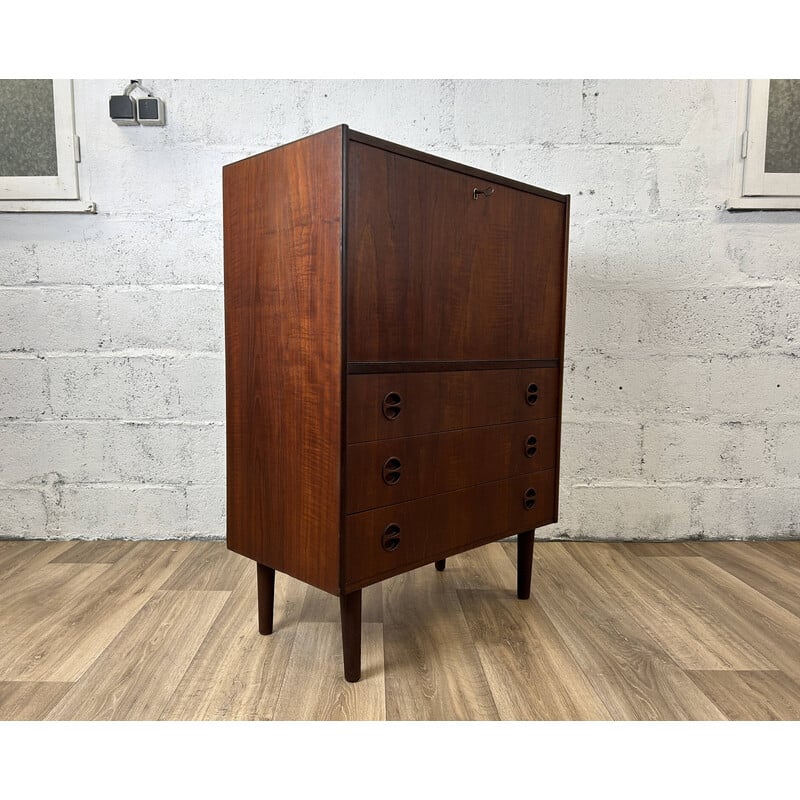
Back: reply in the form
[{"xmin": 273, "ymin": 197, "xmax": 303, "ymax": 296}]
[
  {"xmin": 497, "ymin": 147, "xmax": 654, "ymax": 218},
  {"xmin": 554, "ymin": 485, "xmax": 696, "ymax": 540},
  {"xmin": 723, "ymin": 222, "xmax": 800, "ymax": 282},
  {"xmin": 708, "ymin": 355, "xmax": 800, "ymax": 419},
  {"xmin": 47, "ymin": 355, "xmax": 224, "ymax": 419},
  {"xmin": 454, "ymin": 81, "xmax": 584, "ymax": 145},
  {"xmin": 565, "ymin": 356, "xmax": 712, "ymax": 417},
  {"xmin": 592, "ymin": 80, "xmax": 710, "ymax": 144},
  {"xmin": 570, "ymin": 219, "xmax": 726, "ymax": 287},
  {"xmin": 101, "ymin": 422, "xmax": 224, "ymax": 484},
  {"xmin": 0, "ymin": 287, "xmax": 104, "ymax": 351},
  {"xmin": 642, "ymin": 422, "xmax": 772, "ymax": 483},
  {"xmin": 186, "ymin": 484, "xmax": 226, "ymax": 538},
  {"xmin": 0, "ymin": 357, "xmax": 48, "ymax": 418},
  {"xmin": 0, "ymin": 218, "xmax": 223, "ymax": 286},
  {"xmin": 559, "ymin": 421, "xmax": 643, "ymax": 482},
  {"xmin": 1, "ymin": 79, "xmax": 799, "ymax": 541},
  {"xmin": 0, "ymin": 422, "xmax": 106, "ymax": 483},
  {"xmin": 307, "ymin": 80, "xmax": 455, "ymax": 150},
  {"xmin": 640, "ymin": 288, "xmax": 794, "ymax": 355},
  {"xmin": 776, "ymin": 425, "xmax": 800, "ymax": 476},
  {"xmin": 55, "ymin": 485, "xmax": 188, "ymax": 539},
  {"xmin": 692, "ymin": 488, "xmax": 800, "ymax": 539},
  {"xmin": 101, "ymin": 287, "xmax": 224, "ymax": 351},
  {"xmin": 0, "ymin": 489, "xmax": 48, "ymax": 537}
]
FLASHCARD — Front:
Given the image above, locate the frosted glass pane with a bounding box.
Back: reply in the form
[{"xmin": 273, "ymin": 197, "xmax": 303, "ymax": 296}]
[
  {"xmin": 0, "ymin": 79, "xmax": 58, "ymax": 177},
  {"xmin": 765, "ymin": 79, "xmax": 800, "ymax": 174}
]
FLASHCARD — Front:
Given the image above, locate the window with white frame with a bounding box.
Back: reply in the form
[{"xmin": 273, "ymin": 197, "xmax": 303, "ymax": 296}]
[
  {"xmin": 729, "ymin": 79, "xmax": 800, "ymax": 210},
  {"xmin": 0, "ymin": 79, "xmax": 94, "ymax": 212}
]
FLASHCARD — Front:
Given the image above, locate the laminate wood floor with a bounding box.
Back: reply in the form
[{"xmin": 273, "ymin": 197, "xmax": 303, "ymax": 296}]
[{"xmin": 1, "ymin": 539, "xmax": 798, "ymax": 721}]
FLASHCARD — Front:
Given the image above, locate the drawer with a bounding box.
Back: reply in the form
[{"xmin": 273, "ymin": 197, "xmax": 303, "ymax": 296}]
[
  {"xmin": 345, "ymin": 470, "xmax": 555, "ymax": 589},
  {"xmin": 347, "ymin": 368, "xmax": 559, "ymax": 443},
  {"xmin": 346, "ymin": 419, "xmax": 557, "ymax": 513}
]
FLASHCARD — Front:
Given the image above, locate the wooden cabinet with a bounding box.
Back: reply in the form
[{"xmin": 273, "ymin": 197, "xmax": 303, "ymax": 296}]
[{"xmin": 223, "ymin": 125, "xmax": 569, "ymax": 682}]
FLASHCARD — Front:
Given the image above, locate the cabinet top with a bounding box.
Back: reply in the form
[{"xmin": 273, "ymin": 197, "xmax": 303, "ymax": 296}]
[{"xmin": 224, "ymin": 124, "xmax": 569, "ymax": 205}]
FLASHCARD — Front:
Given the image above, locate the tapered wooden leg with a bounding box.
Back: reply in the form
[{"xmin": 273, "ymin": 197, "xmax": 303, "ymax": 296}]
[
  {"xmin": 517, "ymin": 530, "xmax": 535, "ymax": 600},
  {"xmin": 257, "ymin": 563, "xmax": 275, "ymax": 635},
  {"xmin": 340, "ymin": 589, "xmax": 362, "ymax": 682},
  {"xmin": 435, "ymin": 559, "xmax": 446, "ymax": 571}
]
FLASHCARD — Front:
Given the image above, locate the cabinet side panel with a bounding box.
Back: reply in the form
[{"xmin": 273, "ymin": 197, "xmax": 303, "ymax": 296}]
[
  {"xmin": 553, "ymin": 196, "xmax": 570, "ymax": 524},
  {"xmin": 223, "ymin": 128, "xmax": 343, "ymax": 595}
]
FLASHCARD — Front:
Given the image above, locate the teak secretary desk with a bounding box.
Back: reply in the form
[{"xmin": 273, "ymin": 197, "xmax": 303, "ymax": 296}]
[{"xmin": 223, "ymin": 125, "xmax": 570, "ymax": 682}]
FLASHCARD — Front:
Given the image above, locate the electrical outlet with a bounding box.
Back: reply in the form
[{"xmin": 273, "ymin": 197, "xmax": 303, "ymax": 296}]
[
  {"xmin": 109, "ymin": 94, "xmax": 137, "ymax": 125},
  {"xmin": 137, "ymin": 97, "xmax": 165, "ymax": 126}
]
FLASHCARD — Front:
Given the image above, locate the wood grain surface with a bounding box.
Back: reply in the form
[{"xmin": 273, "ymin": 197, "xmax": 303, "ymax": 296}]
[
  {"xmin": 346, "ymin": 419, "xmax": 557, "ymax": 513},
  {"xmin": 223, "ymin": 125, "xmax": 344, "ymax": 594},
  {"xmin": 451, "ymin": 546, "xmax": 610, "ymax": 719},
  {"xmin": 685, "ymin": 669, "xmax": 800, "ymax": 721},
  {"xmin": 299, "ymin": 582, "xmax": 384, "ymax": 623},
  {"xmin": 518, "ymin": 542, "xmax": 727, "ymax": 720},
  {"xmin": 0, "ymin": 681, "xmax": 73, "ymax": 720},
  {"xmin": 382, "ymin": 560, "xmax": 500, "ymax": 721},
  {"xmin": 2, "ymin": 539, "xmax": 799, "ymax": 721},
  {"xmin": 684, "ymin": 541, "xmax": 800, "ymax": 617},
  {"xmin": 51, "ymin": 540, "xmax": 129, "ymax": 564},
  {"xmin": 346, "ymin": 141, "xmax": 567, "ymax": 362},
  {"xmin": 159, "ymin": 540, "xmax": 250, "ymax": 591},
  {"xmin": 347, "ymin": 369, "xmax": 560, "ymax": 444},
  {"xmin": 567, "ymin": 543, "xmax": 773, "ymax": 671},
  {"xmin": 347, "ymin": 128, "xmax": 568, "ymax": 203},
  {"xmin": 159, "ymin": 570, "xmax": 307, "ymax": 721},
  {"xmin": 47, "ymin": 589, "xmax": 229, "ymax": 720},
  {"xmin": 345, "ymin": 471, "xmax": 556, "ymax": 590},
  {"xmin": 643, "ymin": 555, "xmax": 800, "ymax": 679},
  {"xmin": 0, "ymin": 541, "xmax": 72, "ymax": 581},
  {"xmin": 0, "ymin": 541, "xmax": 192, "ymax": 682},
  {"xmin": 272, "ymin": 622, "xmax": 385, "ymax": 720}
]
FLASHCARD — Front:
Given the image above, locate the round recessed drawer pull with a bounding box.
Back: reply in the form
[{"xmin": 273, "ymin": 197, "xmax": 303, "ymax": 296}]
[
  {"xmin": 381, "ymin": 456, "xmax": 403, "ymax": 485},
  {"xmin": 381, "ymin": 523, "xmax": 402, "ymax": 552},
  {"xmin": 523, "ymin": 487, "xmax": 537, "ymax": 510},
  {"xmin": 525, "ymin": 383, "xmax": 539, "ymax": 406},
  {"xmin": 525, "ymin": 435, "xmax": 538, "ymax": 458},
  {"xmin": 382, "ymin": 391, "xmax": 403, "ymax": 420}
]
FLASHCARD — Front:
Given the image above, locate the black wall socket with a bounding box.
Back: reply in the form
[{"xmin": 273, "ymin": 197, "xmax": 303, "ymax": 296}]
[{"xmin": 109, "ymin": 95, "xmax": 137, "ymax": 125}]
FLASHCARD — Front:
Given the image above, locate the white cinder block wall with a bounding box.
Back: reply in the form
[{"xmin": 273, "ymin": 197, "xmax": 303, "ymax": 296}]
[{"xmin": 1, "ymin": 79, "xmax": 799, "ymax": 541}]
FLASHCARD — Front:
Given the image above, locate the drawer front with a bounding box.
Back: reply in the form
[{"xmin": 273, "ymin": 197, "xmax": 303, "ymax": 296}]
[
  {"xmin": 347, "ymin": 142, "xmax": 567, "ymax": 362},
  {"xmin": 345, "ymin": 470, "xmax": 555, "ymax": 589},
  {"xmin": 346, "ymin": 419, "xmax": 557, "ymax": 513},
  {"xmin": 347, "ymin": 368, "xmax": 559, "ymax": 443}
]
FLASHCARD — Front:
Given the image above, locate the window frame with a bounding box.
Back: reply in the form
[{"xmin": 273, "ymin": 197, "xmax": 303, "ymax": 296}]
[
  {"xmin": 0, "ymin": 79, "xmax": 95, "ymax": 213},
  {"xmin": 728, "ymin": 79, "xmax": 800, "ymax": 211}
]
